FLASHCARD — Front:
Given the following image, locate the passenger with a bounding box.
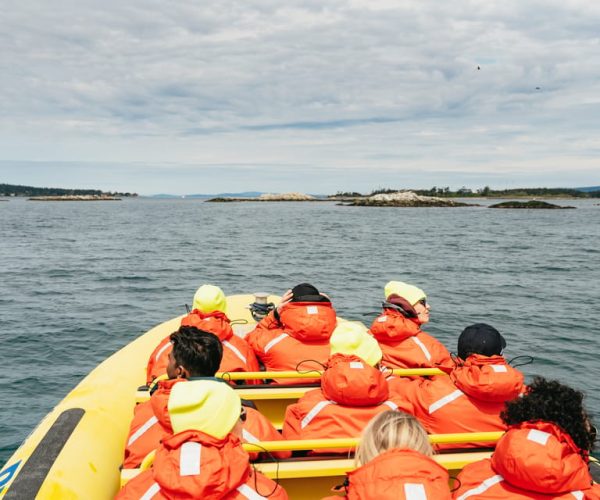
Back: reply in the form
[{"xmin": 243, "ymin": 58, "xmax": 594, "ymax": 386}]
[
  {"xmin": 246, "ymin": 283, "xmax": 337, "ymax": 385},
  {"xmin": 369, "ymin": 281, "xmax": 453, "ymax": 372},
  {"xmin": 123, "ymin": 327, "xmax": 222, "ymax": 469},
  {"xmin": 124, "ymin": 326, "xmax": 288, "ymax": 468},
  {"xmin": 282, "ymin": 322, "xmax": 405, "ymax": 453},
  {"xmin": 323, "ymin": 411, "xmax": 451, "ymax": 499},
  {"xmin": 146, "ymin": 284, "xmax": 260, "ymax": 385},
  {"xmin": 392, "ymin": 323, "xmax": 525, "ymax": 449},
  {"xmin": 117, "ymin": 380, "xmax": 288, "ymax": 499},
  {"xmin": 454, "ymin": 377, "xmax": 600, "ymax": 499}
]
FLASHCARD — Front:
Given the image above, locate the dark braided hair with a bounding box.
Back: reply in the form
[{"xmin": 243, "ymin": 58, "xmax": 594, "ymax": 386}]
[
  {"xmin": 170, "ymin": 326, "xmax": 223, "ymax": 377},
  {"xmin": 501, "ymin": 377, "xmax": 596, "ymax": 453}
]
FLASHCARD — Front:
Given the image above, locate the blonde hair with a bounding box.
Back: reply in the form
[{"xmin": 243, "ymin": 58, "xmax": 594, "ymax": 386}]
[{"xmin": 355, "ymin": 411, "xmax": 432, "ymax": 466}]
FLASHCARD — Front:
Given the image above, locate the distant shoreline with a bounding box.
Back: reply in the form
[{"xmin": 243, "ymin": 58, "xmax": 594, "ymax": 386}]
[{"xmin": 28, "ymin": 195, "xmax": 121, "ymax": 201}]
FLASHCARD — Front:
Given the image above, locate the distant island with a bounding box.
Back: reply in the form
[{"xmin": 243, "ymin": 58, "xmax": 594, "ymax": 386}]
[
  {"xmin": 0, "ymin": 183, "xmax": 137, "ymax": 199},
  {"xmin": 330, "ymin": 186, "xmax": 600, "ymax": 200},
  {"xmin": 341, "ymin": 191, "xmax": 475, "ymax": 207},
  {"xmin": 489, "ymin": 200, "xmax": 575, "ymax": 209},
  {"xmin": 207, "ymin": 192, "xmax": 320, "ymax": 202}
]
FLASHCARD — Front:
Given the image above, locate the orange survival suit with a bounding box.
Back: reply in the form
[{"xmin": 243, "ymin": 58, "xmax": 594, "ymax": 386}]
[
  {"xmin": 393, "ymin": 354, "xmax": 525, "ymax": 449},
  {"xmin": 117, "ymin": 430, "xmax": 288, "ymax": 500},
  {"xmin": 246, "ymin": 301, "xmax": 337, "ymax": 385},
  {"xmin": 323, "ymin": 448, "xmax": 451, "ymax": 500},
  {"xmin": 453, "ymin": 421, "xmax": 600, "ymax": 499},
  {"xmin": 282, "ymin": 354, "xmax": 405, "ymax": 452},
  {"xmin": 146, "ymin": 310, "xmax": 260, "ymax": 385},
  {"xmin": 369, "ymin": 305, "xmax": 453, "ymax": 372},
  {"xmin": 123, "ymin": 378, "xmax": 289, "ymax": 468}
]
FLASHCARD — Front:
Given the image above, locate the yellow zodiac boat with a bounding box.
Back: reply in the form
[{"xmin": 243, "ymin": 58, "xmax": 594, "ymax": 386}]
[{"xmin": 1, "ymin": 294, "xmax": 597, "ymax": 499}]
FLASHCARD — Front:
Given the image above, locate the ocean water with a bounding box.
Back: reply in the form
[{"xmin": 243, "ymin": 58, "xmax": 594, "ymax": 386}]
[{"xmin": 1, "ymin": 197, "xmax": 599, "ymax": 466}]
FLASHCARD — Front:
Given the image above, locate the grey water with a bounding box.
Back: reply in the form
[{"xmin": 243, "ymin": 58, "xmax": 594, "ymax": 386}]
[{"xmin": 1, "ymin": 197, "xmax": 599, "ymax": 466}]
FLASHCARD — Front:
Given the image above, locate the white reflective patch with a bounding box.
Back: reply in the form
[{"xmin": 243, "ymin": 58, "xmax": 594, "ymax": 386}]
[
  {"xmin": 223, "ymin": 340, "xmax": 247, "ymax": 364},
  {"xmin": 456, "ymin": 474, "xmax": 504, "ymax": 500},
  {"xmin": 527, "ymin": 429, "xmax": 551, "ymax": 446},
  {"xmin": 571, "ymin": 491, "xmax": 584, "ymax": 500},
  {"xmin": 377, "ymin": 315, "xmax": 388, "ymax": 323},
  {"xmin": 263, "ymin": 333, "xmax": 289, "ymax": 353},
  {"xmin": 242, "ymin": 428, "xmax": 260, "ymax": 443},
  {"xmin": 301, "ymin": 400, "xmax": 334, "ymax": 429},
  {"xmin": 237, "ymin": 483, "xmax": 267, "ymax": 499},
  {"xmin": 127, "ymin": 415, "xmax": 159, "ymax": 446},
  {"xmin": 411, "ymin": 336, "xmax": 432, "ymax": 361},
  {"xmin": 428, "ymin": 389, "xmax": 464, "ymax": 414},
  {"xmin": 180, "ymin": 442, "xmax": 201, "ymax": 476},
  {"xmin": 404, "ymin": 483, "xmax": 427, "ymax": 500},
  {"xmin": 491, "ymin": 365, "xmax": 508, "ymax": 373},
  {"xmin": 349, "ymin": 361, "xmax": 364, "ymax": 369},
  {"xmin": 383, "ymin": 400, "xmax": 398, "ymax": 410},
  {"xmin": 140, "ymin": 482, "xmax": 161, "ymax": 500},
  {"xmin": 306, "ymin": 306, "xmax": 318, "ymax": 314},
  {"xmin": 154, "ymin": 341, "xmax": 172, "ymax": 362}
]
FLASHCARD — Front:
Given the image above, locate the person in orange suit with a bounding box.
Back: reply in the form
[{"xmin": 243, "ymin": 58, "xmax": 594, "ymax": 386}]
[
  {"xmin": 117, "ymin": 380, "xmax": 288, "ymax": 499},
  {"xmin": 246, "ymin": 283, "xmax": 337, "ymax": 384},
  {"xmin": 146, "ymin": 284, "xmax": 260, "ymax": 385},
  {"xmin": 453, "ymin": 377, "xmax": 600, "ymax": 499},
  {"xmin": 323, "ymin": 410, "xmax": 451, "ymax": 499},
  {"xmin": 392, "ymin": 323, "xmax": 525, "ymax": 450},
  {"xmin": 282, "ymin": 322, "xmax": 406, "ymax": 453},
  {"xmin": 124, "ymin": 326, "xmax": 288, "ymax": 469},
  {"xmin": 369, "ymin": 281, "xmax": 453, "ymax": 373}
]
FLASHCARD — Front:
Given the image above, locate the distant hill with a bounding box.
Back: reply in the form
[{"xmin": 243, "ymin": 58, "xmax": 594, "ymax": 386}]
[{"xmin": 0, "ymin": 183, "xmax": 136, "ymax": 197}]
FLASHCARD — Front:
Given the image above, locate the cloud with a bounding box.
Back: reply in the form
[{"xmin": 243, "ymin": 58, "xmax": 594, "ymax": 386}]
[{"xmin": 0, "ymin": 0, "xmax": 599, "ymax": 193}]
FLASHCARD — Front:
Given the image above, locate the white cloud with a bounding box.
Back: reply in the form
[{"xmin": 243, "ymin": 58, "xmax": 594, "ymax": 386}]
[{"xmin": 0, "ymin": 0, "xmax": 599, "ymax": 193}]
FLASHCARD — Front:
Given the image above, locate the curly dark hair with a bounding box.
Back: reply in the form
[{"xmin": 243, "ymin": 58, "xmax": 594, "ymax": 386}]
[
  {"xmin": 501, "ymin": 376, "xmax": 596, "ymax": 453},
  {"xmin": 170, "ymin": 326, "xmax": 223, "ymax": 377}
]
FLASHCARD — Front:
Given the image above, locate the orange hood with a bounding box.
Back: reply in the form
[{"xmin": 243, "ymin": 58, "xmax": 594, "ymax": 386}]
[
  {"xmin": 153, "ymin": 430, "xmax": 250, "ymax": 499},
  {"xmin": 321, "ymin": 354, "xmax": 389, "ymax": 406},
  {"xmin": 492, "ymin": 421, "xmax": 593, "ymax": 494},
  {"xmin": 450, "ymin": 354, "xmax": 524, "ymax": 402},
  {"xmin": 181, "ymin": 310, "xmax": 233, "ymax": 341},
  {"xmin": 278, "ymin": 302, "xmax": 337, "ymax": 342},
  {"xmin": 369, "ymin": 308, "xmax": 421, "ymax": 343}
]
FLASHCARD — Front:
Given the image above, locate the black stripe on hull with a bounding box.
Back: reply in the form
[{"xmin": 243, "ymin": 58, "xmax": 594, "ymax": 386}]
[{"xmin": 5, "ymin": 408, "xmax": 85, "ymax": 500}]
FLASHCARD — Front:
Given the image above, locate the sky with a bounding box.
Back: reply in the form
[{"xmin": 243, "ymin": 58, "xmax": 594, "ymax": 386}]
[{"xmin": 1, "ymin": 0, "xmax": 599, "ymax": 195}]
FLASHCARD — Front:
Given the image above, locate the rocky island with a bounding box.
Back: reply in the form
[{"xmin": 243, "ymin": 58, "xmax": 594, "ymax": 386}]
[
  {"xmin": 489, "ymin": 200, "xmax": 575, "ymax": 209},
  {"xmin": 208, "ymin": 192, "xmax": 318, "ymax": 202},
  {"xmin": 341, "ymin": 191, "xmax": 476, "ymax": 207}
]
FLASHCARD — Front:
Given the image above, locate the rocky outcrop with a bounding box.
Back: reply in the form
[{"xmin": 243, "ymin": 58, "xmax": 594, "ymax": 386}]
[
  {"xmin": 257, "ymin": 192, "xmax": 316, "ymax": 201},
  {"xmin": 489, "ymin": 200, "xmax": 575, "ymax": 209},
  {"xmin": 344, "ymin": 191, "xmax": 474, "ymax": 207},
  {"xmin": 207, "ymin": 192, "xmax": 318, "ymax": 202}
]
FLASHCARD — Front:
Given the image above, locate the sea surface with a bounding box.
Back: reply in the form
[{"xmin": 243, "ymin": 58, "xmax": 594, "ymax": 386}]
[{"xmin": 1, "ymin": 197, "xmax": 599, "ymax": 466}]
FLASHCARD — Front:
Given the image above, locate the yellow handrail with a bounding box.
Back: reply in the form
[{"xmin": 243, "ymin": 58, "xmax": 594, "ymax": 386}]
[
  {"xmin": 217, "ymin": 367, "xmax": 445, "ymax": 380},
  {"xmin": 241, "ymin": 431, "xmax": 503, "ymax": 452}
]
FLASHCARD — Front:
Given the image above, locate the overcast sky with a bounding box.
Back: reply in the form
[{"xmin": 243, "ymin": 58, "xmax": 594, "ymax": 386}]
[{"xmin": 1, "ymin": 0, "xmax": 599, "ymax": 195}]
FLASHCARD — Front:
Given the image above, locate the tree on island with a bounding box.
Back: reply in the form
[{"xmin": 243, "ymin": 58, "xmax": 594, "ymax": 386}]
[{"xmin": 0, "ymin": 183, "xmax": 137, "ymax": 197}]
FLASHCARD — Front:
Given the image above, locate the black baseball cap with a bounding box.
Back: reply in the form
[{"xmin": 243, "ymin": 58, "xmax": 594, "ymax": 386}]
[{"xmin": 457, "ymin": 323, "xmax": 506, "ymax": 360}]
